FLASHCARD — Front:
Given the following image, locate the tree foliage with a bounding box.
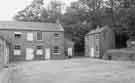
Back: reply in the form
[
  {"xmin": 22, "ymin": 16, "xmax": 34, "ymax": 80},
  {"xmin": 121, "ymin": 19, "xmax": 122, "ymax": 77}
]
[
  {"xmin": 14, "ymin": 0, "xmax": 47, "ymax": 22},
  {"xmin": 13, "ymin": 0, "xmax": 135, "ymax": 46}
]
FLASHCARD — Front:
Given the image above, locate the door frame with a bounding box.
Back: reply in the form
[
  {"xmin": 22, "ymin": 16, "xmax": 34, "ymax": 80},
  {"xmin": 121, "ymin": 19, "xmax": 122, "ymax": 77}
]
[
  {"xmin": 45, "ymin": 48, "xmax": 51, "ymax": 60},
  {"xmin": 26, "ymin": 48, "xmax": 34, "ymax": 60}
]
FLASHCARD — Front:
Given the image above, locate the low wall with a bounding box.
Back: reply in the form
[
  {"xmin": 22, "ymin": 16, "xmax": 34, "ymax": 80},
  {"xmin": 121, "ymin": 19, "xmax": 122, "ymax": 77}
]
[{"xmin": 103, "ymin": 48, "xmax": 135, "ymax": 61}]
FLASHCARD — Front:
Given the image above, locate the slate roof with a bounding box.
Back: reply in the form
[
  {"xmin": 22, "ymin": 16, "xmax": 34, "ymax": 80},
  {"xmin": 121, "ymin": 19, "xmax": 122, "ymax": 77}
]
[
  {"xmin": 86, "ymin": 25, "xmax": 109, "ymax": 35},
  {"xmin": 0, "ymin": 21, "xmax": 64, "ymax": 31}
]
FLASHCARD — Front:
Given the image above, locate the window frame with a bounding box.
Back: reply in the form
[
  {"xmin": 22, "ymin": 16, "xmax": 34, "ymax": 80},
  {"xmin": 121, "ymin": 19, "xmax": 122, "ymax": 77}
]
[
  {"xmin": 36, "ymin": 31, "xmax": 43, "ymax": 41},
  {"xmin": 27, "ymin": 32, "xmax": 34, "ymax": 41},
  {"xmin": 54, "ymin": 33, "xmax": 60, "ymax": 38},
  {"xmin": 53, "ymin": 46, "xmax": 60, "ymax": 54},
  {"xmin": 36, "ymin": 45, "xmax": 43, "ymax": 55},
  {"xmin": 14, "ymin": 45, "xmax": 21, "ymax": 56}
]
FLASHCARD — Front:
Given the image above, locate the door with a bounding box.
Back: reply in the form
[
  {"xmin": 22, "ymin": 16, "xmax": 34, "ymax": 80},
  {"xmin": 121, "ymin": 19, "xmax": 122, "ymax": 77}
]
[
  {"xmin": 68, "ymin": 48, "xmax": 72, "ymax": 56},
  {"xmin": 4, "ymin": 47, "xmax": 9, "ymax": 64},
  {"xmin": 26, "ymin": 48, "xmax": 34, "ymax": 60},
  {"xmin": 45, "ymin": 48, "xmax": 51, "ymax": 60},
  {"xmin": 90, "ymin": 48, "xmax": 94, "ymax": 57}
]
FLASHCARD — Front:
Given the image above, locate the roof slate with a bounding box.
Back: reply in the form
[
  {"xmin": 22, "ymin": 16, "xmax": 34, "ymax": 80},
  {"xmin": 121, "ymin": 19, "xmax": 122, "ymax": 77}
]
[
  {"xmin": 86, "ymin": 25, "xmax": 109, "ymax": 35},
  {"xmin": 0, "ymin": 21, "xmax": 64, "ymax": 31}
]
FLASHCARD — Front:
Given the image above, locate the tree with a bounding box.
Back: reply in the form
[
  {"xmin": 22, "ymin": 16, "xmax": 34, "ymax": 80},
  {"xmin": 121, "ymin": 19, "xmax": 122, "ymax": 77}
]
[
  {"xmin": 47, "ymin": 0, "xmax": 65, "ymax": 22},
  {"xmin": 13, "ymin": 0, "xmax": 49, "ymax": 22}
]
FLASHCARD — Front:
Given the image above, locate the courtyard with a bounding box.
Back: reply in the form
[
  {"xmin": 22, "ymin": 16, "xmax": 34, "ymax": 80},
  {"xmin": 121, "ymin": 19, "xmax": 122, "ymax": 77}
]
[{"xmin": 8, "ymin": 58, "xmax": 135, "ymax": 83}]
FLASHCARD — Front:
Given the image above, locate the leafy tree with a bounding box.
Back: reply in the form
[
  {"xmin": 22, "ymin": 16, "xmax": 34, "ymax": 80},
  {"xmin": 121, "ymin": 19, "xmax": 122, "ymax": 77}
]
[{"xmin": 13, "ymin": 0, "xmax": 48, "ymax": 22}]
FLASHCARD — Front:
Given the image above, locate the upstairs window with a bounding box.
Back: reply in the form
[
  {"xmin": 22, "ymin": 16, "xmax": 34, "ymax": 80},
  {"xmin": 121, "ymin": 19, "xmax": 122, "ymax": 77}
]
[
  {"xmin": 95, "ymin": 34, "xmax": 100, "ymax": 39},
  {"xmin": 27, "ymin": 32, "xmax": 33, "ymax": 41},
  {"xmin": 14, "ymin": 45, "xmax": 21, "ymax": 56},
  {"xmin": 37, "ymin": 32, "xmax": 42, "ymax": 40},
  {"xmin": 14, "ymin": 32, "xmax": 22, "ymax": 39},
  {"xmin": 54, "ymin": 33, "xmax": 60, "ymax": 38}
]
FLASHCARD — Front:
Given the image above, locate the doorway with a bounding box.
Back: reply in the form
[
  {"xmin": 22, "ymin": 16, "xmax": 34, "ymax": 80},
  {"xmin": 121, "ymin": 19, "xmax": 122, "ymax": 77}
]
[
  {"xmin": 26, "ymin": 48, "xmax": 34, "ymax": 60},
  {"xmin": 45, "ymin": 48, "xmax": 51, "ymax": 60}
]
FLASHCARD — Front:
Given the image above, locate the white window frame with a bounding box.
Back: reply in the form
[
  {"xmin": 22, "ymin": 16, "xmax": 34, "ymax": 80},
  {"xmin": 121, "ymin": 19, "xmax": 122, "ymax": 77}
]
[
  {"xmin": 27, "ymin": 32, "xmax": 33, "ymax": 41},
  {"xmin": 36, "ymin": 49, "xmax": 43, "ymax": 55},
  {"xmin": 36, "ymin": 46, "xmax": 43, "ymax": 55},
  {"xmin": 14, "ymin": 50, "xmax": 21, "ymax": 56},
  {"xmin": 14, "ymin": 45, "xmax": 21, "ymax": 56}
]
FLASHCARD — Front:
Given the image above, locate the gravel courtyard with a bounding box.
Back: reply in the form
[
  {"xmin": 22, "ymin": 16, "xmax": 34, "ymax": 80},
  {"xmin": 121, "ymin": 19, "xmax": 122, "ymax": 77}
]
[{"xmin": 8, "ymin": 58, "xmax": 135, "ymax": 83}]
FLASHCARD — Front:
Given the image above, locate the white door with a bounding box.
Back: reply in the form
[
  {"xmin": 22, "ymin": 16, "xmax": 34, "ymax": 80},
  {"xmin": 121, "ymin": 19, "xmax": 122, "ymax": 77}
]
[
  {"xmin": 68, "ymin": 48, "xmax": 72, "ymax": 56},
  {"xmin": 26, "ymin": 48, "xmax": 34, "ymax": 60},
  {"xmin": 90, "ymin": 48, "xmax": 94, "ymax": 57},
  {"xmin": 45, "ymin": 48, "xmax": 50, "ymax": 60},
  {"xmin": 4, "ymin": 47, "xmax": 9, "ymax": 64}
]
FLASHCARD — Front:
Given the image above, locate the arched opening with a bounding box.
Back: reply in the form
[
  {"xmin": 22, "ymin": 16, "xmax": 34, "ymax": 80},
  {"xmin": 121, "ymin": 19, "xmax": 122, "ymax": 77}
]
[
  {"xmin": 115, "ymin": 31, "xmax": 129, "ymax": 49},
  {"xmin": 74, "ymin": 40, "xmax": 85, "ymax": 56}
]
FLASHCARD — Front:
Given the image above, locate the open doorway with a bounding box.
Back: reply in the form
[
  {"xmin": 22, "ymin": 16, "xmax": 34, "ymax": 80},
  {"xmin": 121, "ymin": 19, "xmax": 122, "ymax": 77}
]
[
  {"xmin": 74, "ymin": 40, "xmax": 85, "ymax": 56},
  {"xmin": 115, "ymin": 31, "xmax": 129, "ymax": 49}
]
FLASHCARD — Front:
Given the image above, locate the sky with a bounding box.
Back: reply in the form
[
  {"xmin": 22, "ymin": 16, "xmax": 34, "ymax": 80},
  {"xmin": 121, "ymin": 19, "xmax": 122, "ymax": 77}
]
[{"xmin": 0, "ymin": 0, "xmax": 77, "ymax": 21}]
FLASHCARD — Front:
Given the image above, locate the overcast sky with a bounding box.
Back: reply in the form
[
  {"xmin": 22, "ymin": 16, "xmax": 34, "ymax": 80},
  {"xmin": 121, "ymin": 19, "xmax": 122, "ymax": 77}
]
[{"xmin": 0, "ymin": 0, "xmax": 77, "ymax": 21}]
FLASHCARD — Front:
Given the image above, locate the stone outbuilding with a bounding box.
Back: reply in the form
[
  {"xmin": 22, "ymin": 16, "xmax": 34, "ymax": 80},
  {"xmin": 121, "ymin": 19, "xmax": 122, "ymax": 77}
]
[{"xmin": 85, "ymin": 25, "xmax": 115, "ymax": 58}]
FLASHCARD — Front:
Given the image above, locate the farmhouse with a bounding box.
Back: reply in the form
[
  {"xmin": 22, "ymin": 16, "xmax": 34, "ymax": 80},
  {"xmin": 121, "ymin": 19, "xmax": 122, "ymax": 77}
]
[
  {"xmin": 0, "ymin": 21, "xmax": 65, "ymax": 62},
  {"xmin": 85, "ymin": 25, "xmax": 115, "ymax": 58}
]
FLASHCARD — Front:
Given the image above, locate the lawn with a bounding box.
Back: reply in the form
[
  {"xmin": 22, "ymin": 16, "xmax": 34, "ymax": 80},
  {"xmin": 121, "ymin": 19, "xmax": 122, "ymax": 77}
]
[{"xmin": 9, "ymin": 58, "xmax": 135, "ymax": 83}]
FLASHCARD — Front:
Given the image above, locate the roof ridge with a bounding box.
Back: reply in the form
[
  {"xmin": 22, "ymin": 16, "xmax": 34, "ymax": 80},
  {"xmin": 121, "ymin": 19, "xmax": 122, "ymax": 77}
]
[{"xmin": 0, "ymin": 21, "xmax": 64, "ymax": 31}]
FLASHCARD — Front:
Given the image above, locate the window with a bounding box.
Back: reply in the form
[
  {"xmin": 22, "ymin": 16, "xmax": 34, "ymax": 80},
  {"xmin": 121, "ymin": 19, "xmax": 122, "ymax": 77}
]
[
  {"xmin": 37, "ymin": 32, "xmax": 42, "ymax": 40},
  {"xmin": 14, "ymin": 32, "xmax": 22, "ymax": 38},
  {"xmin": 54, "ymin": 33, "xmax": 60, "ymax": 38},
  {"xmin": 36, "ymin": 46, "xmax": 43, "ymax": 55},
  {"xmin": 14, "ymin": 45, "xmax": 21, "ymax": 49},
  {"xmin": 95, "ymin": 34, "xmax": 100, "ymax": 39},
  {"xmin": 53, "ymin": 46, "xmax": 60, "ymax": 54},
  {"xmin": 27, "ymin": 32, "xmax": 33, "ymax": 41},
  {"xmin": 14, "ymin": 45, "xmax": 21, "ymax": 56},
  {"xmin": 96, "ymin": 45, "xmax": 99, "ymax": 51}
]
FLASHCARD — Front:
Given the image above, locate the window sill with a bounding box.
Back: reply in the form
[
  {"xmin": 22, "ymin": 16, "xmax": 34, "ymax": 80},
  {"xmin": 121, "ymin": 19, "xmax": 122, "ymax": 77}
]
[{"xmin": 53, "ymin": 53, "xmax": 61, "ymax": 55}]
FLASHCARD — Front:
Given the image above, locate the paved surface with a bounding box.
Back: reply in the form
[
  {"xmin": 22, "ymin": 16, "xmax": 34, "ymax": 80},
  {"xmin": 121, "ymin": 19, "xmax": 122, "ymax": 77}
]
[
  {"xmin": 0, "ymin": 68, "xmax": 9, "ymax": 83},
  {"xmin": 9, "ymin": 58, "xmax": 135, "ymax": 83}
]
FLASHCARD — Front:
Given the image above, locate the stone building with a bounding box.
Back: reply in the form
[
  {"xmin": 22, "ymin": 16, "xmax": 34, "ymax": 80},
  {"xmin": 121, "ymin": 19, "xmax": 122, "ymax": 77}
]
[
  {"xmin": 85, "ymin": 25, "xmax": 115, "ymax": 58},
  {"xmin": 0, "ymin": 21, "xmax": 65, "ymax": 61}
]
